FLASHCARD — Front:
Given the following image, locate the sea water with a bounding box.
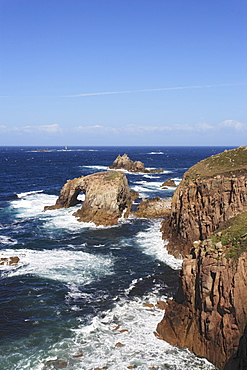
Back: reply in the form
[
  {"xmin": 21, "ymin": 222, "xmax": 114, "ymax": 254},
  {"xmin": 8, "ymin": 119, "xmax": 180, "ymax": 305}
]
[{"xmin": 0, "ymin": 146, "xmax": 232, "ymax": 370}]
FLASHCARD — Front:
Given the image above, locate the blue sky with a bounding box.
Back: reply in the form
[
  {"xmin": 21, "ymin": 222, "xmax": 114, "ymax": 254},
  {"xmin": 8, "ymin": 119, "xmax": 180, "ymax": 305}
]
[{"xmin": 0, "ymin": 0, "xmax": 246, "ymax": 146}]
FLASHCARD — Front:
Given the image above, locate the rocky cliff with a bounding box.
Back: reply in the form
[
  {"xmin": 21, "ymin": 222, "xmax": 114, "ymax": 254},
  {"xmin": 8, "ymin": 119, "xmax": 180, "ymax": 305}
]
[
  {"xmin": 158, "ymin": 146, "xmax": 247, "ymax": 369},
  {"xmin": 162, "ymin": 146, "xmax": 247, "ymax": 257},
  {"xmin": 45, "ymin": 171, "xmax": 133, "ymax": 226}
]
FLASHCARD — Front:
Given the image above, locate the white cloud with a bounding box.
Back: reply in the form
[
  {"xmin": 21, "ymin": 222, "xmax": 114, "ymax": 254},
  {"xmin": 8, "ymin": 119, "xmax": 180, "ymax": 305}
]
[
  {"xmin": 74, "ymin": 125, "xmax": 119, "ymax": 134},
  {"xmin": 219, "ymin": 120, "xmax": 247, "ymax": 131},
  {"xmin": 0, "ymin": 124, "xmax": 62, "ymax": 134}
]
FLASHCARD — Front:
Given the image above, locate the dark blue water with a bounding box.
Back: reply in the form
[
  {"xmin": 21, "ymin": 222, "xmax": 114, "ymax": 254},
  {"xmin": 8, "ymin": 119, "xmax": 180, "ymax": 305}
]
[{"xmin": 0, "ymin": 146, "xmax": 231, "ymax": 369}]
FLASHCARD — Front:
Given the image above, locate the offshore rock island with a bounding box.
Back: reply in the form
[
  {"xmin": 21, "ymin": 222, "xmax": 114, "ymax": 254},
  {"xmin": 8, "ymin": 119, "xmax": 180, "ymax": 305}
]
[
  {"xmin": 157, "ymin": 146, "xmax": 247, "ymax": 370},
  {"xmin": 109, "ymin": 153, "xmax": 163, "ymax": 173}
]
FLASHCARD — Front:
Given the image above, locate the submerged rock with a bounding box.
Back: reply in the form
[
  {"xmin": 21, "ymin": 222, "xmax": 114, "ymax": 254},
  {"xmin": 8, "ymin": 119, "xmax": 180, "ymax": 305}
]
[
  {"xmin": 45, "ymin": 171, "xmax": 132, "ymax": 226},
  {"xmin": 109, "ymin": 153, "xmax": 163, "ymax": 173}
]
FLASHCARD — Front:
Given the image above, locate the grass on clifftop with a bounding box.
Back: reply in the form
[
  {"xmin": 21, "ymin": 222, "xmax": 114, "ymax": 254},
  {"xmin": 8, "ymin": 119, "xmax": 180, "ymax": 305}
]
[
  {"xmin": 210, "ymin": 211, "xmax": 247, "ymax": 260},
  {"xmin": 184, "ymin": 146, "xmax": 247, "ymax": 181}
]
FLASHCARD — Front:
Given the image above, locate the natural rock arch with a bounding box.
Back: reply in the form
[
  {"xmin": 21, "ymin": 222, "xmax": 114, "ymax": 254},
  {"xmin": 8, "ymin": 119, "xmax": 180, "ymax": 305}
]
[{"xmin": 45, "ymin": 171, "xmax": 133, "ymax": 226}]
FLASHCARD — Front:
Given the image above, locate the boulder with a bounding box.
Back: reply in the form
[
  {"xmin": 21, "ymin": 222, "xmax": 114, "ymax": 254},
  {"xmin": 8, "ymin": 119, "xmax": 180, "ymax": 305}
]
[
  {"xmin": 133, "ymin": 197, "xmax": 171, "ymax": 218},
  {"xmin": 45, "ymin": 171, "xmax": 133, "ymax": 226},
  {"xmin": 161, "ymin": 178, "xmax": 176, "ymax": 187}
]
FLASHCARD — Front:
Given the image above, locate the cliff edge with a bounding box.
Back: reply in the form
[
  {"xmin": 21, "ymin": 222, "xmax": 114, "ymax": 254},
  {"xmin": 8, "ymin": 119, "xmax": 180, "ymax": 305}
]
[
  {"xmin": 162, "ymin": 146, "xmax": 247, "ymax": 257},
  {"xmin": 158, "ymin": 146, "xmax": 247, "ymax": 369}
]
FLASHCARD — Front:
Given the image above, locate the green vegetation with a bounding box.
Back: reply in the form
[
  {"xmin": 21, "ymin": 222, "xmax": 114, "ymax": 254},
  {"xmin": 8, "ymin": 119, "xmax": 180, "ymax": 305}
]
[
  {"xmin": 104, "ymin": 171, "xmax": 121, "ymax": 181},
  {"xmin": 184, "ymin": 146, "xmax": 247, "ymax": 182},
  {"xmin": 210, "ymin": 211, "xmax": 247, "ymax": 260}
]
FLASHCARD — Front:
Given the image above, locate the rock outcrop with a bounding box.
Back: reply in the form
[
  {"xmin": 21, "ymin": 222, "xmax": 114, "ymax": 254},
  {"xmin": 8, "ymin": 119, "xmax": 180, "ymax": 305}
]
[
  {"xmin": 158, "ymin": 146, "xmax": 247, "ymax": 369},
  {"xmin": 45, "ymin": 171, "xmax": 132, "ymax": 226},
  {"xmin": 133, "ymin": 197, "xmax": 171, "ymax": 218},
  {"xmin": 162, "ymin": 146, "xmax": 247, "ymax": 257},
  {"xmin": 109, "ymin": 154, "xmax": 163, "ymax": 173},
  {"xmin": 161, "ymin": 178, "xmax": 176, "ymax": 188}
]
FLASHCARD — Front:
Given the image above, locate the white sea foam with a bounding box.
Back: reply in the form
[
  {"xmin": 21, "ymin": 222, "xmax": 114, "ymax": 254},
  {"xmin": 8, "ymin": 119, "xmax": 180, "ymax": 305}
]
[
  {"xmin": 148, "ymin": 151, "xmax": 164, "ymax": 154},
  {"xmin": 0, "ymin": 248, "xmax": 114, "ymax": 284},
  {"xmin": 11, "ymin": 192, "xmax": 58, "ymax": 218},
  {"xmin": 81, "ymin": 165, "xmax": 108, "ymax": 171},
  {"xmin": 131, "ymin": 180, "xmax": 170, "ymax": 198},
  {"xmin": 26, "ymin": 290, "xmax": 216, "ymax": 370},
  {"xmin": 135, "ymin": 220, "xmax": 182, "ymax": 270},
  {"xmin": 0, "ymin": 235, "xmax": 18, "ymax": 246},
  {"xmin": 16, "ymin": 190, "xmax": 44, "ymax": 198},
  {"xmin": 143, "ymin": 174, "xmax": 161, "ymax": 179}
]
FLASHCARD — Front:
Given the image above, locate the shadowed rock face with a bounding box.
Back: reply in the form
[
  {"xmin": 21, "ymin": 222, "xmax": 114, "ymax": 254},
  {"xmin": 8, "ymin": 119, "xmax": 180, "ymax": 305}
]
[
  {"xmin": 109, "ymin": 153, "xmax": 163, "ymax": 173},
  {"xmin": 44, "ymin": 171, "xmax": 132, "ymax": 226},
  {"xmin": 157, "ymin": 246, "xmax": 247, "ymax": 370}
]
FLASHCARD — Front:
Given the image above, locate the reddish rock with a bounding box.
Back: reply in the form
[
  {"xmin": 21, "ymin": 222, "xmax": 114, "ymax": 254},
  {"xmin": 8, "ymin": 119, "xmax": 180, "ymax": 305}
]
[{"xmin": 157, "ymin": 247, "xmax": 247, "ymax": 369}]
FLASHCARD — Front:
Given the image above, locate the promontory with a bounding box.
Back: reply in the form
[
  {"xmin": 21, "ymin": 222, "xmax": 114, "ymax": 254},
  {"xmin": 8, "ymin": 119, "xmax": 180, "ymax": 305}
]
[{"xmin": 157, "ymin": 146, "xmax": 247, "ymax": 369}]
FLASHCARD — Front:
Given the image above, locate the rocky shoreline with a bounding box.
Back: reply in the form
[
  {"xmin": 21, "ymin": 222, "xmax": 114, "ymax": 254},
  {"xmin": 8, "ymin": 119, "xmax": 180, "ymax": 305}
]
[{"xmin": 158, "ymin": 146, "xmax": 247, "ymax": 369}]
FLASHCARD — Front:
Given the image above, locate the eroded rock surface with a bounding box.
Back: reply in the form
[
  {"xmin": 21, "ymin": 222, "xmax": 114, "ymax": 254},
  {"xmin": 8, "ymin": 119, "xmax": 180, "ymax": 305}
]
[
  {"xmin": 109, "ymin": 153, "xmax": 163, "ymax": 173},
  {"xmin": 45, "ymin": 171, "xmax": 132, "ymax": 226},
  {"xmin": 158, "ymin": 146, "xmax": 247, "ymax": 369},
  {"xmin": 162, "ymin": 146, "xmax": 247, "ymax": 257},
  {"xmin": 157, "ymin": 245, "xmax": 247, "ymax": 370}
]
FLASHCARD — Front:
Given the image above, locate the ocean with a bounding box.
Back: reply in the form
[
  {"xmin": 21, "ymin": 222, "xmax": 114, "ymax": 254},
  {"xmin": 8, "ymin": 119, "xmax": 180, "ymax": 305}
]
[{"xmin": 0, "ymin": 146, "xmax": 231, "ymax": 370}]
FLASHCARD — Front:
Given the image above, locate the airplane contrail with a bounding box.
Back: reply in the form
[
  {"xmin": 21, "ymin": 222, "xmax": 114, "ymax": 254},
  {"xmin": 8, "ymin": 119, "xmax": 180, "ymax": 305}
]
[{"xmin": 64, "ymin": 83, "xmax": 245, "ymax": 97}]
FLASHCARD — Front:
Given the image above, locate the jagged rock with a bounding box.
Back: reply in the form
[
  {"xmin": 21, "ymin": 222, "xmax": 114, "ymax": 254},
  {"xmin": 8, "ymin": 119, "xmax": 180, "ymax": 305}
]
[
  {"xmin": 109, "ymin": 154, "xmax": 163, "ymax": 173},
  {"xmin": 161, "ymin": 179, "xmax": 176, "ymax": 187},
  {"xmin": 157, "ymin": 245, "xmax": 247, "ymax": 370},
  {"xmin": 162, "ymin": 146, "xmax": 247, "ymax": 258},
  {"xmin": 133, "ymin": 197, "xmax": 171, "ymax": 218},
  {"xmin": 44, "ymin": 171, "xmax": 132, "ymax": 226}
]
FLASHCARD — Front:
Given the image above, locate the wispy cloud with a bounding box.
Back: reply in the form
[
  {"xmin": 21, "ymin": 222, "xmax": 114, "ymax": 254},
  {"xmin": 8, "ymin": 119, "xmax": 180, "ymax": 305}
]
[
  {"xmin": 0, "ymin": 124, "xmax": 62, "ymax": 134},
  {"xmin": 219, "ymin": 120, "xmax": 247, "ymax": 131},
  {"xmin": 64, "ymin": 83, "xmax": 245, "ymax": 98}
]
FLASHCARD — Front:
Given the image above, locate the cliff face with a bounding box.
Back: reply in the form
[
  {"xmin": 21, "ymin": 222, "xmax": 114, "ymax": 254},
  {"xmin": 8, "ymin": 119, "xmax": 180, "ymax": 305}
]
[
  {"xmin": 45, "ymin": 171, "xmax": 132, "ymax": 226},
  {"xmin": 162, "ymin": 147, "xmax": 247, "ymax": 257},
  {"xmin": 157, "ymin": 245, "xmax": 247, "ymax": 369},
  {"xmin": 159, "ymin": 147, "xmax": 247, "ymax": 369}
]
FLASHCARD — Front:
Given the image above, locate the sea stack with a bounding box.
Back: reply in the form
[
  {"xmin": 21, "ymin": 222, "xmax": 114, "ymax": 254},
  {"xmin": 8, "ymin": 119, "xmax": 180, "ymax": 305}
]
[
  {"xmin": 157, "ymin": 146, "xmax": 247, "ymax": 369},
  {"xmin": 45, "ymin": 171, "xmax": 133, "ymax": 226},
  {"xmin": 109, "ymin": 153, "xmax": 163, "ymax": 173}
]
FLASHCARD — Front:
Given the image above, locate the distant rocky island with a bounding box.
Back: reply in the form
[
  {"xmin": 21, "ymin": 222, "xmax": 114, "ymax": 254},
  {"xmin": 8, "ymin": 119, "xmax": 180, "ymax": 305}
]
[
  {"xmin": 109, "ymin": 153, "xmax": 163, "ymax": 173},
  {"xmin": 157, "ymin": 146, "xmax": 247, "ymax": 370}
]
